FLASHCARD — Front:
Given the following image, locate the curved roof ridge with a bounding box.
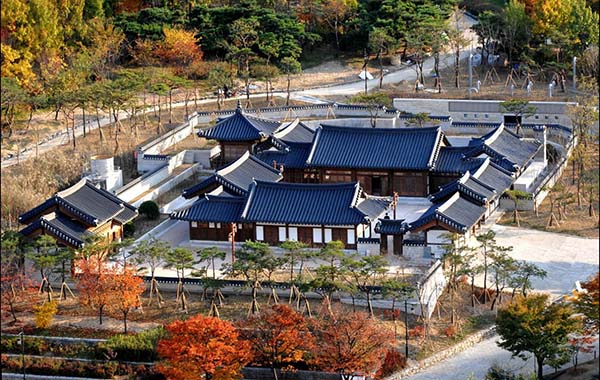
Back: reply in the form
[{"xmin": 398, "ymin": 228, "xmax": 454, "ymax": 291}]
[
  {"xmin": 217, "ymin": 151, "xmax": 252, "ymax": 176},
  {"xmin": 472, "ymin": 157, "xmax": 491, "ymax": 177},
  {"xmin": 252, "ymin": 180, "xmax": 359, "ymax": 190},
  {"xmin": 319, "ymin": 124, "xmax": 440, "ymax": 133},
  {"xmin": 204, "ymin": 194, "xmax": 246, "ymax": 202},
  {"xmin": 437, "ymin": 192, "xmax": 461, "ymax": 213},
  {"xmin": 427, "ymin": 128, "xmax": 445, "ymax": 168},
  {"xmin": 55, "ymin": 178, "xmax": 88, "ymax": 198}
]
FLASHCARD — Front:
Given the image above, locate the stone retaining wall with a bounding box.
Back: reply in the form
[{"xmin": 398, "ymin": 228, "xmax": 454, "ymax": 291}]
[{"xmin": 384, "ymin": 326, "xmax": 497, "ymax": 379}]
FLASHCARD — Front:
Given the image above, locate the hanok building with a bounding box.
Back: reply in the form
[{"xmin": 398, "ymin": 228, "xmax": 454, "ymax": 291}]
[
  {"xmin": 19, "ymin": 179, "xmax": 138, "ymax": 249},
  {"xmin": 172, "ymin": 181, "xmax": 390, "ymax": 249},
  {"xmin": 187, "ymin": 115, "xmax": 544, "ymax": 253},
  {"xmin": 181, "ymin": 151, "xmax": 283, "ymax": 199},
  {"xmin": 198, "ymin": 102, "xmax": 283, "ymax": 165},
  {"xmin": 376, "ymin": 157, "xmax": 516, "ymax": 257}
]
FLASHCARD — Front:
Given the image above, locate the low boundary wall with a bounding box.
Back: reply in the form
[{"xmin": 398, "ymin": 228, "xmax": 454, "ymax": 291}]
[
  {"xmin": 383, "ymin": 326, "xmax": 497, "ymax": 379},
  {"xmin": 500, "ymin": 136, "xmax": 577, "ymax": 211}
]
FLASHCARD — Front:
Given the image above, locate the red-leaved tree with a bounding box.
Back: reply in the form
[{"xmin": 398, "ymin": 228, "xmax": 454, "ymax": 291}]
[
  {"xmin": 112, "ymin": 264, "xmax": 144, "ymax": 334},
  {"xmin": 157, "ymin": 315, "xmax": 251, "ymax": 380},
  {"xmin": 1, "ymin": 254, "xmax": 37, "ymax": 323},
  {"xmin": 312, "ymin": 307, "xmax": 394, "ymax": 380},
  {"xmin": 75, "ymin": 258, "xmax": 115, "ymax": 325},
  {"xmin": 240, "ymin": 304, "xmax": 315, "ymax": 380}
]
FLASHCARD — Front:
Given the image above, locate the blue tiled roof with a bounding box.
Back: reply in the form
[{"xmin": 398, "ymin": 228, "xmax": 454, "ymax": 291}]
[
  {"xmin": 255, "ymin": 142, "xmax": 313, "ymax": 169},
  {"xmin": 198, "ymin": 104, "xmax": 281, "ymax": 142},
  {"xmin": 432, "ymin": 146, "xmax": 487, "ymax": 175},
  {"xmin": 306, "ymin": 125, "xmax": 444, "ymax": 170},
  {"xmin": 430, "ymin": 171, "xmax": 496, "ymax": 205},
  {"xmin": 20, "ymin": 212, "xmax": 89, "ymax": 248},
  {"xmin": 242, "ymin": 181, "xmax": 369, "ymax": 225},
  {"xmin": 356, "ymin": 196, "xmax": 391, "ymax": 219},
  {"xmin": 467, "ymin": 125, "xmax": 541, "ymax": 171},
  {"xmin": 19, "ymin": 180, "xmax": 137, "ymax": 227},
  {"xmin": 182, "ymin": 176, "xmax": 219, "ymax": 199},
  {"xmin": 273, "ymin": 119, "xmax": 315, "ymax": 143},
  {"xmin": 18, "ymin": 198, "xmax": 57, "ymax": 224},
  {"xmin": 182, "ymin": 152, "xmax": 282, "ymax": 199},
  {"xmin": 375, "ymin": 219, "xmax": 409, "ymax": 234},
  {"xmin": 171, "ymin": 195, "xmax": 245, "ymax": 223},
  {"xmin": 472, "ymin": 159, "xmax": 515, "ymax": 194},
  {"xmin": 409, "ymin": 193, "xmax": 486, "ymax": 233}
]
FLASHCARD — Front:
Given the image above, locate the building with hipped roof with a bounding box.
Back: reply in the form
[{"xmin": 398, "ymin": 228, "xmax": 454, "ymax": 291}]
[
  {"xmin": 19, "ymin": 179, "xmax": 138, "ymax": 249},
  {"xmin": 188, "ymin": 113, "xmax": 546, "ymax": 254},
  {"xmin": 172, "ymin": 181, "xmax": 390, "ymax": 249}
]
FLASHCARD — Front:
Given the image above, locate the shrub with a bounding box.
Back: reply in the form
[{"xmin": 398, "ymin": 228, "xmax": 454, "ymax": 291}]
[
  {"xmin": 408, "ymin": 325, "xmax": 425, "ymax": 338},
  {"xmin": 443, "ymin": 325, "xmax": 457, "ymax": 338},
  {"xmin": 139, "ymin": 201, "xmax": 160, "ymax": 220},
  {"xmin": 101, "ymin": 327, "xmax": 166, "ymax": 362},
  {"xmin": 124, "ymin": 221, "xmax": 136, "ymax": 237},
  {"xmin": 34, "ymin": 301, "xmax": 58, "ymax": 329},
  {"xmin": 485, "ymin": 363, "xmax": 536, "ymax": 380},
  {"xmin": 375, "ymin": 348, "xmax": 407, "ymax": 379}
]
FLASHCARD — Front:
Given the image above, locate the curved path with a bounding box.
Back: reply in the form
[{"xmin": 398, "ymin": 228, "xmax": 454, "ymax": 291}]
[
  {"xmin": 1, "ymin": 14, "xmax": 477, "ymax": 169},
  {"xmin": 404, "ymin": 225, "xmax": 599, "ymax": 380}
]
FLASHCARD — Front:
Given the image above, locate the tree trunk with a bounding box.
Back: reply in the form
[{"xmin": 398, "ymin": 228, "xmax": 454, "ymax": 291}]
[
  {"xmin": 123, "ymin": 310, "xmax": 128, "ymax": 334},
  {"xmin": 95, "ymin": 106, "xmax": 104, "ymax": 142},
  {"xmin": 379, "ymin": 51, "xmax": 384, "ymax": 89},
  {"xmin": 71, "ymin": 115, "xmax": 77, "ymax": 149},
  {"xmin": 483, "ymin": 253, "xmax": 488, "ymax": 304},
  {"xmin": 471, "ymin": 275, "xmax": 475, "ymax": 307},
  {"xmin": 99, "ymin": 305, "xmax": 104, "ymax": 325},
  {"xmin": 536, "ymin": 356, "xmax": 544, "ymax": 380},
  {"xmin": 82, "ymin": 106, "xmax": 86, "ymax": 137},
  {"xmin": 287, "ymin": 76, "xmax": 292, "ymax": 106},
  {"xmin": 334, "ymin": 18, "xmax": 340, "ymax": 53},
  {"xmin": 455, "ymin": 47, "xmax": 461, "ymax": 88},
  {"xmin": 367, "ymin": 291, "xmax": 374, "ymax": 317}
]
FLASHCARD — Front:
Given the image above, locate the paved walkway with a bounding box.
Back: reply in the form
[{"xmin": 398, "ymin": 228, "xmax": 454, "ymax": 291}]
[
  {"xmin": 405, "ymin": 334, "xmax": 599, "ymax": 380},
  {"xmin": 405, "ymin": 226, "xmax": 599, "ymax": 380}
]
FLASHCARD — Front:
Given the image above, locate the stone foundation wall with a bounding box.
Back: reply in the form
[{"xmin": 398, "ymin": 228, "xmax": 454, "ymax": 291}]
[{"xmin": 384, "ymin": 326, "xmax": 497, "ymax": 379}]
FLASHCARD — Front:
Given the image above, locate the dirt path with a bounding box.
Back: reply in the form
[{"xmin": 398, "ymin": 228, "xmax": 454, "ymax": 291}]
[{"xmin": 3, "ymin": 311, "xmax": 161, "ymax": 334}]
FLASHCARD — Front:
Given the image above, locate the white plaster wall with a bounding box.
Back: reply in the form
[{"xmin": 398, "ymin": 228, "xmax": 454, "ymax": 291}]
[
  {"xmin": 143, "ymin": 123, "xmax": 194, "ymax": 155},
  {"xmin": 137, "ymin": 157, "xmax": 168, "ymax": 173},
  {"xmin": 417, "ymin": 260, "xmax": 447, "ymax": 319},
  {"xmin": 393, "ymin": 98, "xmax": 576, "ymax": 126},
  {"xmin": 116, "ymin": 165, "xmax": 170, "ymax": 203},
  {"xmin": 130, "ymin": 164, "xmax": 199, "ymax": 207},
  {"xmin": 427, "ymin": 230, "xmax": 449, "ymax": 258}
]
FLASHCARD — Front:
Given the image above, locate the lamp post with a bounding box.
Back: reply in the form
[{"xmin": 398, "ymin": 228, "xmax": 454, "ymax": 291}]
[
  {"xmin": 364, "ymin": 49, "xmax": 369, "ymax": 94},
  {"xmin": 572, "ymin": 56, "xmax": 577, "ymax": 91},
  {"xmin": 17, "ymin": 330, "xmax": 25, "ymax": 380},
  {"xmin": 468, "ymin": 54, "xmax": 473, "ymax": 99},
  {"xmin": 229, "ymin": 222, "xmax": 237, "ymax": 264},
  {"xmin": 404, "ymin": 299, "xmax": 409, "ymax": 358}
]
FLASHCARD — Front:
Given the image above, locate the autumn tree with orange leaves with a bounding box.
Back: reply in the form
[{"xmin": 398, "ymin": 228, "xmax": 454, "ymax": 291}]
[
  {"xmin": 157, "ymin": 315, "xmax": 251, "ymax": 380},
  {"xmin": 240, "ymin": 304, "xmax": 315, "ymax": 380},
  {"xmin": 76, "ymin": 258, "xmax": 115, "ymax": 325},
  {"xmin": 112, "ymin": 265, "xmax": 144, "ymax": 334},
  {"xmin": 1, "ymin": 249, "xmax": 37, "ymax": 323},
  {"xmin": 571, "ymin": 272, "xmax": 599, "ymax": 331},
  {"xmin": 312, "ymin": 307, "xmax": 394, "ymax": 380},
  {"xmin": 155, "ymin": 28, "xmax": 203, "ymax": 75}
]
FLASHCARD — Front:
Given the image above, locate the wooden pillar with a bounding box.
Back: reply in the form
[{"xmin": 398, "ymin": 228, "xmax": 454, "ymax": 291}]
[
  {"xmin": 380, "ymin": 233, "xmax": 388, "ymax": 254},
  {"xmin": 393, "ymin": 234, "xmax": 403, "ymax": 255}
]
